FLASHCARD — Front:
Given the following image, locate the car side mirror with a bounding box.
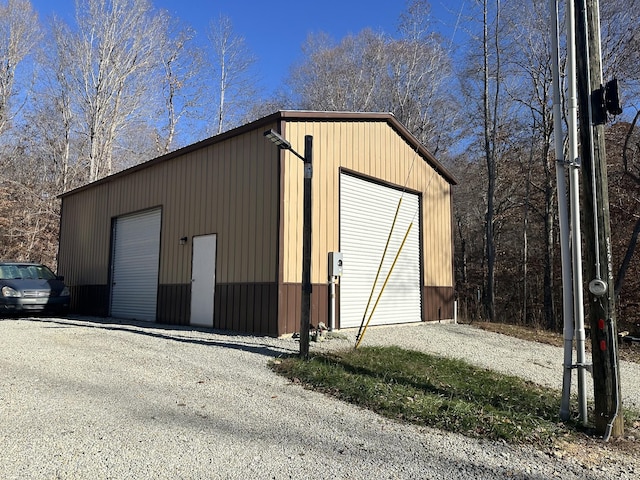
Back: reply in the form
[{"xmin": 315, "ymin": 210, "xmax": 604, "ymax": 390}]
[{"xmin": 56, "ymin": 275, "xmax": 65, "ymax": 281}]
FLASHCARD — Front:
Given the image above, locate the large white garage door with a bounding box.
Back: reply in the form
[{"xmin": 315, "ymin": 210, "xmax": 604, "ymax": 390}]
[
  {"xmin": 111, "ymin": 208, "xmax": 161, "ymax": 321},
  {"xmin": 340, "ymin": 173, "xmax": 422, "ymax": 328}
]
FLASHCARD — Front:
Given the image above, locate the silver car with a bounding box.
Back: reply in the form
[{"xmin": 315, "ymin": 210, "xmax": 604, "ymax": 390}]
[{"xmin": 0, "ymin": 262, "xmax": 70, "ymax": 316}]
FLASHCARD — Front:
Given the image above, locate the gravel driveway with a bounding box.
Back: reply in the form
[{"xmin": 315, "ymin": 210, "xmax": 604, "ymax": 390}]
[{"xmin": 1, "ymin": 317, "xmax": 638, "ymax": 479}]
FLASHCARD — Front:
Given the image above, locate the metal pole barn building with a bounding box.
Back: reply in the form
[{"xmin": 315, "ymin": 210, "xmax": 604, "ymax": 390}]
[{"xmin": 57, "ymin": 111, "xmax": 457, "ymax": 336}]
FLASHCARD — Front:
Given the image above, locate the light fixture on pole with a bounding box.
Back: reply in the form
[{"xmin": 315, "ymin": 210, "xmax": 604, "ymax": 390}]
[
  {"xmin": 264, "ymin": 129, "xmax": 313, "ymax": 359},
  {"xmin": 264, "ymin": 129, "xmax": 291, "ymax": 149}
]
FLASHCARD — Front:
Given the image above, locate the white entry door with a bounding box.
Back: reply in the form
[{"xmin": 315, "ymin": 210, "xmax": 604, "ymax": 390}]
[{"xmin": 190, "ymin": 234, "xmax": 217, "ymax": 327}]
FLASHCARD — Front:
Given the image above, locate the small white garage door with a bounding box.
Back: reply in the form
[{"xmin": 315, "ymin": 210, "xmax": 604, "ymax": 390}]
[
  {"xmin": 340, "ymin": 173, "xmax": 422, "ymax": 328},
  {"xmin": 111, "ymin": 208, "xmax": 161, "ymax": 321}
]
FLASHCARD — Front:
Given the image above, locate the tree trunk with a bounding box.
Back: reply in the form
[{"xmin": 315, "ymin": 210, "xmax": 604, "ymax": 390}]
[
  {"xmin": 543, "ymin": 142, "xmax": 556, "ymax": 330},
  {"xmin": 482, "ymin": 0, "xmax": 500, "ymax": 322},
  {"xmin": 522, "ymin": 149, "xmax": 532, "ymax": 324},
  {"xmin": 615, "ymin": 216, "xmax": 640, "ymax": 298},
  {"xmin": 615, "ymin": 112, "xmax": 640, "ymax": 297}
]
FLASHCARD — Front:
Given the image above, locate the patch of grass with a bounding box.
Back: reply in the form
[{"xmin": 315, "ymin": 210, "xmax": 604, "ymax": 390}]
[{"xmin": 272, "ymin": 346, "xmax": 574, "ymax": 445}]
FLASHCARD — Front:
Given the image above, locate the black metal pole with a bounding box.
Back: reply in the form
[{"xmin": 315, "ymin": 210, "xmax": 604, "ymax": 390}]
[{"xmin": 300, "ymin": 135, "xmax": 313, "ymax": 359}]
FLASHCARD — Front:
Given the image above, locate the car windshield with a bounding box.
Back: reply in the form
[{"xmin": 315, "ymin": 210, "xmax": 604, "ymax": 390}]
[{"xmin": 0, "ymin": 264, "xmax": 57, "ymax": 280}]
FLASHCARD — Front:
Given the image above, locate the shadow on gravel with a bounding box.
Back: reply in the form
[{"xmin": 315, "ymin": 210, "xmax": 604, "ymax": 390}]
[{"xmin": 18, "ymin": 315, "xmax": 297, "ymax": 358}]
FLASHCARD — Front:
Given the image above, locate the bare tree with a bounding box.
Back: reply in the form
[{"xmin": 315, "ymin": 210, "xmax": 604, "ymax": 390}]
[
  {"xmin": 3, "ymin": 0, "xmax": 204, "ymax": 266},
  {"xmin": 452, "ymin": 155, "xmax": 487, "ymax": 321},
  {"xmin": 480, "ymin": 0, "xmax": 501, "ymax": 322},
  {"xmin": 391, "ymin": 0, "xmax": 455, "ymax": 155},
  {"xmin": 0, "ymin": 162, "xmax": 60, "ymax": 266},
  {"xmin": 27, "ymin": 23, "xmax": 79, "ymax": 193},
  {"xmin": 208, "ymin": 14, "xmax": 259, "ymax": 135},
  {"xmin": 599, "ymin": 0, "xmax": 640, "ymax": 302},
  {"xmin": 600, "ymin": 0, "xmax": 640, "ymax": 102},
  {"xmin": 287, "ymin": 0, "xmax": 457, "ymax": 157},
  {"xmin": 52, "ymin": 0, "xmax": 164, "ymax": 182},
  {"xmin": 502, "ymin": 0, "xmax": 560, "ymax": 328},
  {"xmin": 0, "ymin": 1, "xmax": 53, "ymax": 265},
  {"xmin": 0, "ymin": 0, "xmax": 41, "ymax": 136},
  {"xmin": 290, "ymin": 30, "xmax": 386, "ymax": 112},
  {"xmin": 154, "ymin": 10, "xmax": 204, "ymax": 153},
  {"xmin": 613, "ymin": 113, "xmax": 640, "ymax": 297}
]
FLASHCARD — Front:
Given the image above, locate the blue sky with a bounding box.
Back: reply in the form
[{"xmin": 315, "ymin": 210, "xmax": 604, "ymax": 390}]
[{"xmin": 30, "ymin": 0, "xmax": 466, "ymax": 95}]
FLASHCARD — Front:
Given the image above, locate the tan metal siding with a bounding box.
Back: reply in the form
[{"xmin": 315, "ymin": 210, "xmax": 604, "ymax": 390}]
[
  {"xmin": 58, "ymin": 183, "xmax": 111, "ymax": 285},
  {"xmin": 281, "ymin": 120, "xmax": 452, "ymax": 288},
  {"xmin": 59, "ymin": 130, "xmax": 279, "ymax": 290}
]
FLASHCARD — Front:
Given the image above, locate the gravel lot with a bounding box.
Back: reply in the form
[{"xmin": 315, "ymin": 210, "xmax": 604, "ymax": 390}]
[{"xmin": 1, "ymin": 317, "xmax": 638, "ymax": 479}]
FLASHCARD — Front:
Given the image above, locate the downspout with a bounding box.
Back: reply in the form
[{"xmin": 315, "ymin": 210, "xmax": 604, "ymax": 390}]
[{"xmin": 550, "ymin": 0, "xmax": 575, "ymax": 422}]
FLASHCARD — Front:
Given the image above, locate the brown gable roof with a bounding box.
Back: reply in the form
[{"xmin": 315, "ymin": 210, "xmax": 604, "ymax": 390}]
[{"xmin": 60, "ymin": 110, "xmax": 456, "ymax": 198}]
